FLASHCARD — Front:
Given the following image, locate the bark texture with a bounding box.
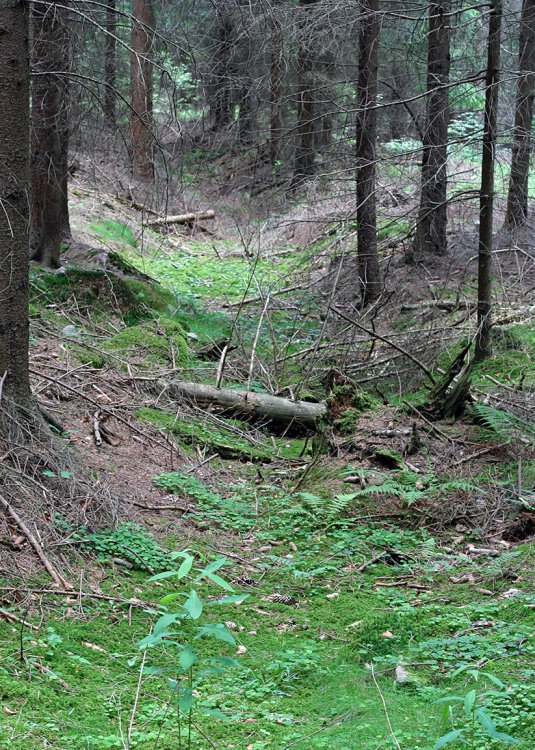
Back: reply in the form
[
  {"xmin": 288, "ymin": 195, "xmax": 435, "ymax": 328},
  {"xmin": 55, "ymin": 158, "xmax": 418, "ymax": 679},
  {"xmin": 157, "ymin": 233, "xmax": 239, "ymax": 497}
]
[
  {"xmin": 270, "ymin": 1, "xmax": 284, "ymax": 166},
  {"xmin": 504, "ymin": 0, "xmax": 535, "ymax": 228},
  {"xmin": 0, "ymin": 0, "xmax": 31, "ymax": 406},
  {"xmin": 292, "ymin": 0, "xmax": 318, "ymax": 187},
  {"xmin": 131, "ymin": 0, "xmax": 155, "ymax": 180},
  {"xmin": 104, "ymin": 0, "xmax": 117, "ymax": 126},
  {"xmin": 356, "ymin": 0, "xmax": 381, "ymax": 304},
  {"xmin": 209, "ymin": 1, "xmax": 234, "ymax": 130},
  {"xmin": 167, "ymin": 381, "xmax": 326, "ymax": 431},
  {"xmin": 30, "ymin": 0, "xmax": 71, "ymax": 268},
  {"xmin": 476, "ymin": 0, "xmax": 502, "ymax": 361},
  {"xmin": 411, "ymin": 0, "xmax": 451, "ymax": 259}
]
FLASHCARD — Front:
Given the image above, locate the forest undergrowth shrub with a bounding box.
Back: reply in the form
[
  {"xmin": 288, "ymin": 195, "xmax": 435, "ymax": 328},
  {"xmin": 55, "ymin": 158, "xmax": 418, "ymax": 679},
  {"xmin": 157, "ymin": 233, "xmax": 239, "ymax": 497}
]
[{"xmin": 78, "ymin": 523, "xmax": 172, "ymax": 572}]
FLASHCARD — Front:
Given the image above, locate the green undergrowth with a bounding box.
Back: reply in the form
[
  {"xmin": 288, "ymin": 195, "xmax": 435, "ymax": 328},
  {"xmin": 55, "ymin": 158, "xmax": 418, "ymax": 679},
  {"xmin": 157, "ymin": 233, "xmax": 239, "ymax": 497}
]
[
  {"xmin": 138, "ymin": 407, "xmax": 308, "ymax": 463},
  {"xmin": 90, "ymin": 218, "xmax": 139, "ymax": 248},
  {"xmin": 0, "ymin": 493, "xmax": 533, "ymax": 750},
  {"xmin": 104, "ymin": 319, "xmax": 190, "ymax": 367},
  {"xmin": 30, "ymin": 266, "xmax": 178, "ymax": 326}
]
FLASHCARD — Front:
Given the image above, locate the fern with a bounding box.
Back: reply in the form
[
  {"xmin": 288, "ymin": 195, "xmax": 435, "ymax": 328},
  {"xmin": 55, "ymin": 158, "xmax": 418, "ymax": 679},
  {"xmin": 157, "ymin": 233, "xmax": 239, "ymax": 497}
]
[
  {"xmin": 473, "ymin": 404, "xmax": 535, "ymax": 445},
  {"xmin": 298, "ymin": 491, "xmax": 358, "ymax": 520}
]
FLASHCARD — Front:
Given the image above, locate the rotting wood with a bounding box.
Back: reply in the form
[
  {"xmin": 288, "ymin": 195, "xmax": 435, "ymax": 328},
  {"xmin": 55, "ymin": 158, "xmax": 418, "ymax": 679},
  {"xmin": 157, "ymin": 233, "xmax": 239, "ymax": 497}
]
[
  {"xmin": 145, "ymin": 210, "xmax": 215, "ymax": 228},
  {"xmin": 165, "ymin": 380, "xmax": 327, "ymax": 431},
  {"xmin": 0, "ymin": 495, "xmax": 73, "ymax": 590}
]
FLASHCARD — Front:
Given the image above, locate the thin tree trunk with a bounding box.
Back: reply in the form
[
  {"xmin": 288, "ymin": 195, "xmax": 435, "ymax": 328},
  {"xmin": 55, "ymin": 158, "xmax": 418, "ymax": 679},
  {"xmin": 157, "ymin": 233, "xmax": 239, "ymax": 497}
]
[
  {"xmin": 292, "ymin": 0, "xmax": 317, "ymax": 187},
  {"xmin": 30, "ymin": 0, "xmax": 71, "ymax": 268},
  {"xmin": 104, "ymin": 0, "xmax": 117, "ymax": 127},
  {"xmin": 130, "ymin": 0, "xmax": 155, "ymax": 181},
  {"xmin": 356, "ymin": 0, "xmax": 381, "ymax": 304},
  {"xmin": 270, "ymin": 2, "xmax": 284, "ymax": 166},
  {"xmin": 210, "ymin": 2, "xmax": 233, "ymax": 130},
  {"xmin": 0, "ymin": 0, "xmax": 31, "ymax": 406},
  {"xmin": 504, "ymin": 0, "xmax": 535, "ymax": 229},
  {"xmin": 475, "ymin": 0, "xmax": 502, "ymax": 361},
  {"xmin": 411, "ymin": 0, "xmax": 451, "ymax": 259}
]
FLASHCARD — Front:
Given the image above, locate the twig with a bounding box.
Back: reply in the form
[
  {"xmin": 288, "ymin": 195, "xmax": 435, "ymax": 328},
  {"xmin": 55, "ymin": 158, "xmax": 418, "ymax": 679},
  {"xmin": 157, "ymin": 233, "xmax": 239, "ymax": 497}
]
[
  {"xmin": 370, "ymin": 662, "xmax": 401, "ymax": 750},
  {"xmin": 93, "ymin": 410, "xmax": 103, "ymax": 446},
  {"xmin": 329, "ymin": 305, "xmax": 436, "ymax": 383},
  {"xmin": 0, "ymin": 495, "xmax": 73, "ymax": 590},
  {"xmin": 0, "ymin": 608, "xmax": 39, "ymax": 631},
  {"xmin": 357, "ymin": 552, "xmax": 388, "ymax": 572},
  {"xmin": 0, "ymin": 586, "xmax": 156, "ymax": 609}
]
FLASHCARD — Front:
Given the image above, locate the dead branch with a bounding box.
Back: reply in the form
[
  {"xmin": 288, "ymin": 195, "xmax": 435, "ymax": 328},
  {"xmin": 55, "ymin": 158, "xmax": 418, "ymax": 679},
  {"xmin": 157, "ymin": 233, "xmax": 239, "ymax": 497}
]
[
  {"xmin": 0, "ymin": 495, "xmax": 73, "ymax": 590},
  {"xmin": 145, "ymin": 210, "xmax": 215, "ymax": 227}
]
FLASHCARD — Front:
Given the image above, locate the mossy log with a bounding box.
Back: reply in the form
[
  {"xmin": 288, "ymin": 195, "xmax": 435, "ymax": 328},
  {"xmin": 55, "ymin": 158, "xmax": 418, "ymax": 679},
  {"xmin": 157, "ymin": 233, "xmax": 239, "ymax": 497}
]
[
  {"xmin": 145, "ymin": 211, "xmax": 215, "ymax": 228},
  {"xmin": 166, "ymin": 381, "xmax": 326, "ymax": 431}
]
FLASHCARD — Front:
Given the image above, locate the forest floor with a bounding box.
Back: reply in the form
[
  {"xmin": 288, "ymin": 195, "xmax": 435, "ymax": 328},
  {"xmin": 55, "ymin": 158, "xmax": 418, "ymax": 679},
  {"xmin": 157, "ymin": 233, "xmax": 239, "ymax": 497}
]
[{"xmin": 0, "ymin": 156, "xmax": 534, "ymax": 750}]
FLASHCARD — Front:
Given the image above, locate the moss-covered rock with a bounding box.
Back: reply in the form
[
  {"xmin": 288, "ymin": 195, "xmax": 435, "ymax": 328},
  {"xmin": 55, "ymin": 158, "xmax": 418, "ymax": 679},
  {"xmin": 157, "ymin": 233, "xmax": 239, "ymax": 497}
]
[
  {"xmin": 104, "ymin": 319, "xmax": 189, "ymax": 367},
  {"xmin": 30, "ymin": 266, "xmax": 177, "ymax": 324}
]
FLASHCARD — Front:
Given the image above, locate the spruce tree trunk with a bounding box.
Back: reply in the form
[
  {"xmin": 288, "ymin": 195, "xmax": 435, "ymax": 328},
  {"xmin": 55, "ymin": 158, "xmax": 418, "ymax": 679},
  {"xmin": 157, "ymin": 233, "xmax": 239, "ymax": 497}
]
[
  {"xmin": 475, "ymin": 0, "xmax": 502, "ymax": 361},
  {"xmin": 0, "ymin": 0, "xmax": 32, "ymax": 407},
  {"xmin": 210, "ymin": 2, "xmax": 233, "ymax": 130},
  {"xmin": 130, "ymin": 0, "xmax": 155, "ymax": 180},
  {"xmin": 356, "ymin": 0, "xmax": 381, "ymax": 304},
  {"xmin": 292, "ymin": 0, "xmax": 317, "ymax": 187},
  {"xmin": 411, "ymin": 0, "xmax": 451, "ymax": 259},
  {"xmin": 504, "ymin": 0, "xmax": 535, "ymax": 229},
  {"xmin": 30, "ymin": 0, "xmax": 71, "ymax": 268},
  {"xmin": 270, "ymin": 1, "xmax": 284, "ymax": 166},
  {"xmin": 104, "ymin": 0, "xmax": 117, "ymax": 127}
]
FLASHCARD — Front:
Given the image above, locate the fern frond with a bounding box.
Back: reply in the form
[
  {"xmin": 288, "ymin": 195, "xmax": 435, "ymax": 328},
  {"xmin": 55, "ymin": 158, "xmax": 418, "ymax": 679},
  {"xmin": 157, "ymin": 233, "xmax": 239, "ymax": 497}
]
[{"xmin": 473, "ymin": 404, "xmax": 535, "ymax": 445}]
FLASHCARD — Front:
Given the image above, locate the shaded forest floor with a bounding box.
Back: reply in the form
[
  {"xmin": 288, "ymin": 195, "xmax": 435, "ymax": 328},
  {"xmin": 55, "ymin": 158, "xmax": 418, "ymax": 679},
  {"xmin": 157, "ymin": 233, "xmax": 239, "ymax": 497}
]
[{"xmin": 0, "ymin": 159, "xmax": 534, "ymax": 749}]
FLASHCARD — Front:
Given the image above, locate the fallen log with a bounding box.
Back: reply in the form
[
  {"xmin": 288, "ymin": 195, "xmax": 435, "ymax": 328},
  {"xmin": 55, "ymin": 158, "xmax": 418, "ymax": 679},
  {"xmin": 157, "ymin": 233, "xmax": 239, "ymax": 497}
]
[
  {"xmin": 166, "ymin": 381, "xmax": 326, "ymax": 431},
  {"xmin": 145, "ymin": 210, "xmax": 215, "ymax": 228}
]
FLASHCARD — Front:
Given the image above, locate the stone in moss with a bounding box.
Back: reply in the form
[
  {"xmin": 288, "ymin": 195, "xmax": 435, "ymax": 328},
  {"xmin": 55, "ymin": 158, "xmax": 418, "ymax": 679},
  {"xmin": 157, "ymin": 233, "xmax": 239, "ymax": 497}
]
[{"xmin": 104, "ymin": 319, "xmax": 189, "ymax": 367}]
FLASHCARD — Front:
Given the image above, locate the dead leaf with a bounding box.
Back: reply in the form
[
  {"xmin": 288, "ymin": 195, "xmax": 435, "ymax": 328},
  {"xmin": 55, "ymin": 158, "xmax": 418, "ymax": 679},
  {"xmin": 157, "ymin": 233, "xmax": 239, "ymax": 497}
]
[
  {"xmin": 382, "ymin": 630, "xmax": 394, "ymax": 638},
  {"xmin": 236, "ymin": 645, "xmax": 248, "ymax": 654},
  {"xmin": 3, "ymin": 705, "xmax": 16, "ymax": 716}
]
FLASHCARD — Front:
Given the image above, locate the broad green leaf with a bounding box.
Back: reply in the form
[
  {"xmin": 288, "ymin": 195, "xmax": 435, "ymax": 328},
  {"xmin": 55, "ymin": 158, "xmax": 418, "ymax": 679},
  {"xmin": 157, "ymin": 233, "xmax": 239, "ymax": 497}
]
[
  {"xmin": 476, "ymin": 709, "xmax": 518, "ymax": 743},
  {"xmin": 152, "ymin": 612, "xmax": 181, "ymax": 637},
  {"xmin": 195, "ymin": 623, "xmax": 236, "ymax": 646},
  {"xmin": 183, "ymin": 589, "xmax": 203, "ymax": 620},
  {"xmin": 206, "ymin": 572, "xmax": 234, "ymax": 591},
  {"xmin": 480, "ymin": 672, "xmax": 506, "ymax": 689},
  {"xmin": 60, "ymin": 470, "xmax": 72, "ymax": 479},
  {"xmin": 463, "ymin": 689, "xmax": 477, "ymax": 718},
  {"xmin": 148, "ymin": 571, "xmax": 180, "ymax": 582},
  {"xmin": 177, "ymin": 555, "xmax": 194, "ymax": 579},
  {"xmin": 179, "ymin": 646, "xmax": 196, "ymax": 671},
  {"xmin": 435, "ymin": 696, "xmax": 465, "ymax": 704},
  {"xmin": 160, "ymin": 592, "xmax": 184, "ymax": 605},
  {"xmin": 433, "ymin": 729, "xmax": 465, "ymax": 749},
  {"xmin": 179, "ymin": 686, "xmax": 194, "ymax": 714},
  {"xmin": 201, "ymin": 557, "xmax": 228, "ymax": 575}
]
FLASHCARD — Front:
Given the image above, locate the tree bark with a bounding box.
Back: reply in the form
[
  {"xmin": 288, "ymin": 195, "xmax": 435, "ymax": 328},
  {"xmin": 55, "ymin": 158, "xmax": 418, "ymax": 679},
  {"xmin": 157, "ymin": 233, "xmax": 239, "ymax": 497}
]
[
  {"xmin": 0, "ymin": 0, "xmax": 32, "ymax": 407},
  {"xmin": 30, "ymin": 0, "xmax": 71, "ymax": 268},
  {"xmin": 209, "ymin": 1, "xmax": 234, "ymax": 130},
  {"xmin": 104, "ymin": 0, "xmax": 117, "ymax": 127},
  {"xmin": 291, "ymin": 0, "xmax": 318, "ymax": 187},
  {"xmin": 130, "ymin": 0, "xmax": 155, "ymax": 180},
  {"xmin": 504, "ymin": 0, "xmax": 535, "ymax": 229},
  {"xmin": 270, "ymin": 1, "xmax": 284, "ymax": 166},
  {"xmin": 411, "ymin": 0, "xmax": 451, "ymax": 259},
  {"xmin": 356, "ymin": 0, "xmax": 382, "ymax": 304},
  {"xmin": 475, "ymin": 0, "xmax": 502, "ymax": 361},
  {"xmin": 166, "ymin": 381, "xmax": 326, "ymax": 431}
]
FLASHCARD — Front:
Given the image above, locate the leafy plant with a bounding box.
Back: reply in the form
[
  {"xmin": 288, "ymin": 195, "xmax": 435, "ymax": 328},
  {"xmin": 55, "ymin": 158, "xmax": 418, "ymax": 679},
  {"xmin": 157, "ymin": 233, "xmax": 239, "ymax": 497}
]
[
  {"xmin": 135, "ymin": 551, "xmax": 249, "ymax": 748},
  {"xmin": 472, "ymin": 405, "xmax": 535, "ymax": 445},
  {"xmin": 434, "ymin": 668, "xmax": 517, "ymax": 749},
  {"xmin": 297, "ymin": 491, "xmax": 358, "ymax": 521},
  {"xmin": 79, "ymin": 523, "xmax": 172, "ymax": 572}
]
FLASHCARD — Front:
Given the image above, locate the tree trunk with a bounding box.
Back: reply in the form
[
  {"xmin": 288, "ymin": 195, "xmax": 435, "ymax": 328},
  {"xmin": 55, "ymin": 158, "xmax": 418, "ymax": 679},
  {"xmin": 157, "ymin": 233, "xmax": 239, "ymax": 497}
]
[
  {"xmin": 30, "ymin": 0, "xmax": 71, "ymax": 268},
  {"xmin": 0, "ymin": 0, "xmax": 32, "ymax": 407},
  {"xmin": 209, "ymin": 1, "xmax": 234, "ymax": 130},
  {"xmin": 104, "ymin": 0, "xmax": 117, "ymax": 127},
  {"xmin": 166, "ymin": 381, "xmax": 326, "ymax": 432},
  {"xmin": 130, "ymin": 0, "xmax": 155, "ymax": 181},
  {"xmin": 291, "ymin": 0, "xmax": 318, "ymax": 187},
  {"xmin": 356, "ymin": 0, "xmax": 382, "ymax": 304},
  {"xmin": 504, "ymin": 0, "xmax": 535, "ymax": 229},
  {"xmin": 411, "ymin": 0, "xmax": 451, "ymax": 259},
  {"xmin": 270, "ymin": 1, "xmax": 284, "ymax": 166},
  {"xmin": 475, "ymin": 0, "xmax": 502, "ymax": 361}
]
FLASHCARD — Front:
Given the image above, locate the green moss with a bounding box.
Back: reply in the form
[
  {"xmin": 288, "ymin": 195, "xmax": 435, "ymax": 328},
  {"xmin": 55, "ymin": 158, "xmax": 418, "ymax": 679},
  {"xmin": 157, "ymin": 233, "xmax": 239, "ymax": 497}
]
[
  {"xmin": 89, "ymin": 218, "xmax": 138, "ymax": 248},
  {"xmin": 334, "ymin": 408, "xmax": 362, "ymax": 435},
  {"xmin": 373, "ymin": 448, "xmax": 405, "ymax": 469},
  {"xmin": 104, "ymin": 319, "xmax": 189, "ymax": 367},
  {"xmin": 30, "ymin": 267, "xmax": 178, "ymax": 325}
]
